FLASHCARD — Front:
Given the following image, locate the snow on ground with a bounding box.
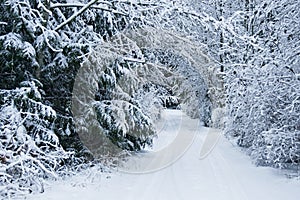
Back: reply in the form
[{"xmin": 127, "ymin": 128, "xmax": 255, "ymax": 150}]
[{"xmin": 28, "ymin": 110, "xmax": 300, "ymax": 200}]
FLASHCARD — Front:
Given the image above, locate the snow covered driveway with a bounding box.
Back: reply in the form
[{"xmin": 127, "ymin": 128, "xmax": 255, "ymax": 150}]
[{"xmin": 29, "ymin": 110, "xmax": 300, "ymax": 200}]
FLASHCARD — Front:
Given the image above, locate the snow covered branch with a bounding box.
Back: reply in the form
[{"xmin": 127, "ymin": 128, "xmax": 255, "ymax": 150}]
[
  {"xmin": 50, "ymin": 2, "xmax": 128, "ymax": 16},
  {"xmin": 54, "ymin": 0, "xmax": 104, "ymax": 31},
  {"xmin": 111, "ymin": 0, "xmax": 160, "ymax": 7},
  {"xmin": 123, "ymin": 57, "xmax": 146, "ymax": 63}
]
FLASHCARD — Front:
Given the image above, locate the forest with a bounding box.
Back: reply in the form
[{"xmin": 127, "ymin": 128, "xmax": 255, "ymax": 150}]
[{"xmin": 0, "ymin": 0, "xmax": 299, "ymax": 198}]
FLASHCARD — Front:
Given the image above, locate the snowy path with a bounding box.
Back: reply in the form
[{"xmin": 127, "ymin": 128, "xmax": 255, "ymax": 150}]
[{"xmin": 29, "ymin": 110, "xmax": 300, "ymax": 200}]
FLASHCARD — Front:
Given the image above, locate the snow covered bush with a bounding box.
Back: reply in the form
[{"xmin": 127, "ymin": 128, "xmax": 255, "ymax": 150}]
[
  {"xmin": 250, "ymin": 67, "xmax": 300, "ymax": 168},
  {"xmin": 252, "ymin": 129, "xmax": 300, "ymax": 169},
  {"xmin": 0, "ymin": 81, "xmax": 71, "ymax": 198},
  {"xmin": 226, "ymin": 65, "xmax": 300, "ymax": 169},
  {"xmin": 211, "ymin": 107, "xmax": 226, "ymax": 129},
  {"xmin": 218, "ymin": 0, "xmax": 300, "ymax": 169}
]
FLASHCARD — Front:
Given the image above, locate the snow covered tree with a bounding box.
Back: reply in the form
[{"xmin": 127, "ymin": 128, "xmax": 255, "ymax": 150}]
[
  {"xmin": 172, "ymin": 0, "xmax": 300, "ymax": 170},
  {"xmin": 0, "ymin": 81, "xmax": 71, "ymax": 198},
  {"xmin": 72, "ymin": 47, "xmax": 156, "ymax": 156},
  {"xmin": 208, "ymin": 0, "xmax": 300, "ymax": 169}
]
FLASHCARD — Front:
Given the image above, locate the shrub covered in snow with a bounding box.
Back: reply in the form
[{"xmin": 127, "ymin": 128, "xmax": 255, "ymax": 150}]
[{"xmin": 0, "ymin": 81, "xmax": 71, "ymax": 198}]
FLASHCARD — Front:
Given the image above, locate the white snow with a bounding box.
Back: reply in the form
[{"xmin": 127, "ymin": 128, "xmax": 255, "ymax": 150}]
[{"xmin": 28, "ymin": 110, "xmax": 300, "ymax": 200}]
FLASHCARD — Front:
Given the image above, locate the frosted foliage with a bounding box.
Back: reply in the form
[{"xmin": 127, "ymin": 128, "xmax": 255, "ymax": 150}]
[
  {"xmin": 211, "ymin": 107, "xmax": 226, "ymax": 129},
  {"xmin": 218, "ymin": 0, "xmax": 300, "ymax": 169},
  {"xmin": 123, "ymin": 28, "xmax": 212, "ymax": 124},
  {"xmin": 170, "ymin": 0, "xmax": 300, "ymax": 169},
  {"xmin": 0, "ymin": 83, "xmax": 70, "ymax": 198},
  {"xmin": 135, "ymin": 85, "xmax": 164, "ymax": 122},
  {"xmin": 72, "ymin": 26, "xmax": 213, "ymax": 156},
  {"xmin": 0, "ymin": 33, "xmax": 37, "ymax": 66},
  {"xmin": 72, "ymin": 39, "xmax": 155, "ymax": 155}
]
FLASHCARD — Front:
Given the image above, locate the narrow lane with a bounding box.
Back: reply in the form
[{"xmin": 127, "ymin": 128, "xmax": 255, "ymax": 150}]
[{"xmin": 28, "ymin": 110, "xmax": 300, "ymax": 200}]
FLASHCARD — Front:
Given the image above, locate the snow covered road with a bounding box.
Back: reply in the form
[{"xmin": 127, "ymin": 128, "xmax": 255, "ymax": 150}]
[{"xmin": 28, "ymin": 110, "xmax": 300, "ymax": 200}]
